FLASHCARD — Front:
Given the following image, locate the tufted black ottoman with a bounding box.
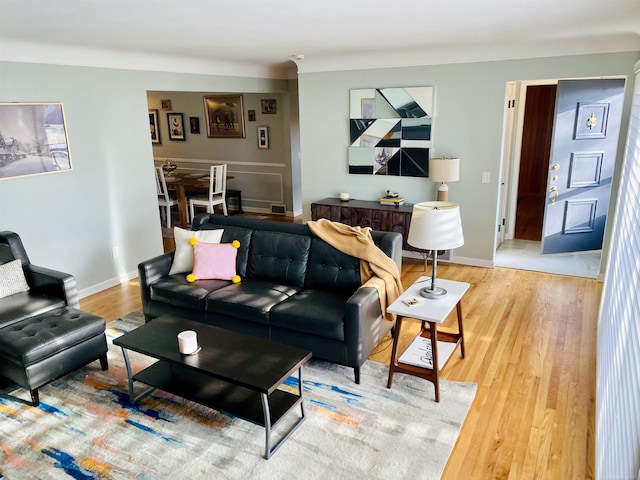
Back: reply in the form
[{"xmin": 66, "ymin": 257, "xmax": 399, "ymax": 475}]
[{"xmin": 0, "ymin": 307, "xmax": 108, "ymax": 406}]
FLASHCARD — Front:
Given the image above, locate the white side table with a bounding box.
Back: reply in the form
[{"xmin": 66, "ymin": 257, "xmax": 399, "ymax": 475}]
[{"xmin": 386, "ymin": 277, "xmax": 470, "ymax": 402}]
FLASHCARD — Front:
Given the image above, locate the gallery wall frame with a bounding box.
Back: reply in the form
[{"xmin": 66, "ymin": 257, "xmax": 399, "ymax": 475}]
[
  {"xmin": 261, "ymin": 99, "xmax": 277, "ymax": 114},
  {"xmin": 204, "ymin": 95, "xmax": 245, "ymax": 138},
  {"xmin": 258, "ymin": 126, "xmax": 269, "ymax": 149},
  {"xmin": 161, "ymin": 99, "xmax": 172, "ymax": 110},
  {"xmin": 189, "ymin": 116, "xmax": 200, "ymax": 134},
  {"xmin": 167, "ymin": 112, "xmax": 186, "ymax": 141},
  {"xmin": 0, "ymin": 102, "xmax": 73, "ymax": 181},
  {"xmin": 149, "ymin": 109, "xmax": 161, "ymax": 144}
]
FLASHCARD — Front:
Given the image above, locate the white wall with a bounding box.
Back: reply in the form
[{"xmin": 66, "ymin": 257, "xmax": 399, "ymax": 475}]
[
  {"xmin": 297, "ymin": 52, "xmax": 640, "ymax": 265},
  {"xmin": 0, "ymin": 61, "xmax": 293, "ymax": 295}
]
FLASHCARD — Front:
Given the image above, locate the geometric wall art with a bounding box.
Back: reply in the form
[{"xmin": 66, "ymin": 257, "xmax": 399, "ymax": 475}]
[{"xmin": 349, "ymin": 86, "xmax": 434, "ymax": 176}]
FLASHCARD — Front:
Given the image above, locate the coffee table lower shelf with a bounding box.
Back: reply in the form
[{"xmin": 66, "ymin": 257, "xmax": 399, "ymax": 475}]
[{"xmin": 127, "ymin": 360, "xmax": 305, "ymax": 459}]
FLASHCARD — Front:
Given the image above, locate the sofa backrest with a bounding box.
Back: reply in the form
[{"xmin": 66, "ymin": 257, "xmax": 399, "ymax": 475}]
[
  {"xmin": 192, "ymin": 214, "xmax": 402, "ymax": 291},
  {"xmin": 247, "ymin": 231, "xmax": 311, "ymax": 287}
]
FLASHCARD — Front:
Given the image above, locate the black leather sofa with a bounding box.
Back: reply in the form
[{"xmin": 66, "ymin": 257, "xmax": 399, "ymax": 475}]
[
  {"xmin": 0, "ymin": 231, "xmax": 108, "ymax": 406},
  {"xmin": 138, "ymin": 214, "xmax": 403, "ymax": 383}
]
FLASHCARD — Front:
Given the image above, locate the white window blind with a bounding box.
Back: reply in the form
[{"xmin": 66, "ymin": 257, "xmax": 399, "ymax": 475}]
[{"xmin": 596, "ymin": 62, "xmax": 640, "ymax": 480}]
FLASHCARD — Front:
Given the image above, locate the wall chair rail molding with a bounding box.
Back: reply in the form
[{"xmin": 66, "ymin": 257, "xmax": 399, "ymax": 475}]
[
  {"xmin": 0, "ymin": 103, "xmax": 73, "ymax": 181},
  {"xmin": 349, "ymin": 87, "xmax": 434, "ymax": 177}
]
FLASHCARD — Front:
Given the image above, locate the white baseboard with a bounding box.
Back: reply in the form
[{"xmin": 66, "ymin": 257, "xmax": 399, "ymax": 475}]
[
  {"xmin": 78, "ymin": 269, "xmax": 138, "ymax": 299},
  {"xmin": 402, "ymin": 250, "xmax": 494, "ymax": 269}
]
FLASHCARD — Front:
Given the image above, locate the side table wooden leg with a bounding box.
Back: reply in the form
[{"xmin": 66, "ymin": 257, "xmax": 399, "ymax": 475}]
[
  {"xmin": 456, "ymin": 301, "xmax": 466, "ymax": 359},
  {"xmin": 387, "ymin": 316, "xmax": 404, "ymax": 388},
  {"xmin": 429, "ymin": 322, "xmax": 441, "ymax": 403}
]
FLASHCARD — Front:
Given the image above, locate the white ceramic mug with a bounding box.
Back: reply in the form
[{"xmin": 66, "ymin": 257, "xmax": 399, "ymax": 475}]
[{"xmin": 177, "ymin": 330, "xmax": 198, "ymax": 354}]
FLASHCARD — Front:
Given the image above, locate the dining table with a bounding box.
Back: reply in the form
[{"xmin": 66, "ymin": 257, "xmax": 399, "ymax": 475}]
[{"xmin": 163, "ymin": 171, "xmax": 210, "ymax": 228}]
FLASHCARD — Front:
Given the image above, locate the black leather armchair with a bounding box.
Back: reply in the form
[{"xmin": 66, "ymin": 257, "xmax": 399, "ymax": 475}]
[{"xmin": 0, "ymin": 231, "xmax": 107, "ymax": 406}]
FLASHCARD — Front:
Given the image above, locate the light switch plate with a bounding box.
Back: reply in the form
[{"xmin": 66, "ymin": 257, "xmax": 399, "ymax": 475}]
[{"xmin": 482, "ymin": 171, "xmax": 490, "ymax": 183}]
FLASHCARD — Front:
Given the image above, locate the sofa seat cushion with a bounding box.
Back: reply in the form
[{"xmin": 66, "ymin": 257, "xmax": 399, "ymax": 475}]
[
  {"xmin": 0, "ymin": 307, "xmax": 105, "ymax": 367},
  {"xmin": 150, "ymin": 275, "xmax": 230, "ymax": 310},
  {"xmin": 0, "ymin": 292, "xmax": 66, "ymax": 330},
  {"xmin": 270, "ymin": 289, "xmax": 353, "ymax": 341},
  {"xmin": 206, "ymin": 278, "xmax": 301, "ymax": 325}
]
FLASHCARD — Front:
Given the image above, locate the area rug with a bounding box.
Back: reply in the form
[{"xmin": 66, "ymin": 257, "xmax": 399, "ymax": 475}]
[{"xmin": 0, "ymin": 311, "xmax": 476, "ymax": 480}]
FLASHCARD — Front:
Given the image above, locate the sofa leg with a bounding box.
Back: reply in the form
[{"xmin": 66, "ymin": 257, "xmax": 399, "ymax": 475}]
[
  {"xmin": 99, "ymin": 354, "xmax": 109, "ymax": 371},
  {"xmin": 354, "ymin": 367, "xmax": 361, "ymax": 384},
  {"xmin": 30, "ymin": 389, "xmax": 40, "ymax": 407}
]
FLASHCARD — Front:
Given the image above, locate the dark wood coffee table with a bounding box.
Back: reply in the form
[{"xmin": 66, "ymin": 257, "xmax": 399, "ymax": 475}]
[{"xmin": 112, "ymin": 314, "xmax": 312, "ymax": 459}]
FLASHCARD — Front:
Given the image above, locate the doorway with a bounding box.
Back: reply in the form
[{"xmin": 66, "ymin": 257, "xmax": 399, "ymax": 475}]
[{"xmin": 496, "ymin": 78, "xmax": 625, "ymax": 278}]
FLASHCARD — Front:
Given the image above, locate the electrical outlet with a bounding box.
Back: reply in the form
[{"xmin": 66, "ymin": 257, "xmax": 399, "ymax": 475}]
[
  {"xmin": 482, "ymin": 171, "xmax": 491, "ymax": 183},
  {"xmin": 112, "ymin": 246, "xmax": 119, "ymax": 259}
]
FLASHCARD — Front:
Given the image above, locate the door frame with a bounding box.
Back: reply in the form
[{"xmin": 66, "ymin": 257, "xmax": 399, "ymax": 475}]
[{"xmin": 498, "ymin": 75, "xmax": 625, "ymax": 247}]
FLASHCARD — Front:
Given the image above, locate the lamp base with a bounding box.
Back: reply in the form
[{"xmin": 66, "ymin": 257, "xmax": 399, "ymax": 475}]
[{"xmin": 419, "ymin": 285, "xmax": 448, "ymax": 299}]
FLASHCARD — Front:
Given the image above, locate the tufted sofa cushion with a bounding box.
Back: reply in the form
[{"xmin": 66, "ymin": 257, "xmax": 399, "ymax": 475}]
[
  {"xmin": 305, "ymin": 238, "xmax": 361, "ymax": 291},
  {"xmin": 0, "ymin": 307, "xmax": 105, "ymax": 366},
  {"xmin": 247, "ymin": 231, "xmax": 311, "ymax": 287}
]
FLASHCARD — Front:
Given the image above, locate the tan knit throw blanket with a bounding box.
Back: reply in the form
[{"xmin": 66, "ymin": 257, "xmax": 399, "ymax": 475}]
[{"xmin": 307, "ymin": 219, "xmax": 403, "ymax": 319}]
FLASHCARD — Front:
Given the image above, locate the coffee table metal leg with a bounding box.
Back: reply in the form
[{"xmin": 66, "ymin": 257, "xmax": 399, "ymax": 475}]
[
  {"xmin": 261, "ymin": 366, "xmax": 306, "ymax": 459},
  {"xmin": 120, "ymin": 347, "xmax": 155, "ymax": 404}
]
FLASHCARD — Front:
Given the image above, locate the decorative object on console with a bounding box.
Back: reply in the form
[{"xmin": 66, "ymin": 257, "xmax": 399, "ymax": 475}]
[
  {"xmin": 407, "ymin": 201, "xmax": 464, "ymax": 299},
  {"xmin": 380, "ymin": 190, "xmax": 404, "ymax": 206},
  {"xmin": 339, "ymin": 192, "xmax": 350, "ymax": 201},
  {"xmin": 348, "ymin": 87, "xmax": 434, "ymax": 177},
  {"xmin": 429, "ymin": 157, "xmax": 460, "ymax": 201}
]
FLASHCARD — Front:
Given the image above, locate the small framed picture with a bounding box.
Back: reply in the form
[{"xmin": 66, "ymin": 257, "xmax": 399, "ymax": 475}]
[
  {"xmin": 257, "ymin": 126, "xmax": 269, "ymax": 149},
  {"xmin": 149, "ymin": 109, "xmax": 161, "ymax": 144},
  {"xmin": 189, "ymin": 116, "xmax": 200, "ymax": 134},
  {"xmin": 261, "ymin": 99, "xmax": 277, "ymax": 114},
  {"xmin": 248, "ymin": 109, "xmax": 256, "ymax": 121},
  {"xmin": 161, "ymin": 99, "xmax": 172, "ymax": 110},
  {"xmin": 167, "ymin": 112, "xmax": 186, "ymax": 141}
]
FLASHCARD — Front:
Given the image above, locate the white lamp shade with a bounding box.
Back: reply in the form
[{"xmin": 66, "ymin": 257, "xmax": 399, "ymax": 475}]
[
  {"xmin": 407, "ymin": 201, "xmax": 465, "ymax": 251},
  {"xmin": 429, "ymin": 157, "xmax": 460, "ymax": 183}
]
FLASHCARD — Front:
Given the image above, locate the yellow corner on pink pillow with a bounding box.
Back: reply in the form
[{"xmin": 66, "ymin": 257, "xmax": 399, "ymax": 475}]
[
  {"xmin": 189, "ymin": 237, "xmax": 198, "ymax": 246},
  {"xmin": 232, "ymin": 275, "xmax": 241, "ymax": 284},
  {"xmin": 186, "ymin": 273, "xmax": 196, "ymax": 282},
  {"xmin": 232, "ymin": 240, "xmax": 240, "ymax": 249}
]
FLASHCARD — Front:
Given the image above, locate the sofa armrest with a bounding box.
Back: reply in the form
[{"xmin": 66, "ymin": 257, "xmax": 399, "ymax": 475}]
[
  {"xmin": 345, "ymin": 286, "xmax": 392, "ymax": 366},
  {"xmin": 25, "ymin": 264, "xmax": 79, "ymax": 308},
  {"xmin": 138, "ymin": 252, "xmax": 174, "ymax": 320}
]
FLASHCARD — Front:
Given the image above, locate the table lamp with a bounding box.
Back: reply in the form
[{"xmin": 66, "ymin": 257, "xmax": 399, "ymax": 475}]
[
  {"xmin": 429, "ymin": 157, "xmax": 460, "ymax": 201},
  {"xmin": 407, "ymin": 201, "xmax": 464, "ymax": 299}
]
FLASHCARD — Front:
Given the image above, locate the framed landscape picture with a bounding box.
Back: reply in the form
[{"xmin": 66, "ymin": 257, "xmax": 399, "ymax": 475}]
[
  {"xmin": 149, "ymin": 109, "xmax": 161, "ymax": 144},
  {"xmin": 261, "ymin": 98, "xmax": 277, "ymax": 114},
  {"xmin": 167, "ymin": 112, "xmax": 186, "ymax": 141},
  {"xmin": 204, "ymin": 95, "xmax": 245, "ymax": 138},
  {"xmin": 0, "ymin": 102, "xmax": 73, "ymax": 180}
]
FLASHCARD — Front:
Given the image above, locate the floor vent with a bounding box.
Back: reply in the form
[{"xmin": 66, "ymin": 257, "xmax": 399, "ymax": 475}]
[{"xmin": 270, "ymin": 204, "xmax": 286, "ymax": 215}]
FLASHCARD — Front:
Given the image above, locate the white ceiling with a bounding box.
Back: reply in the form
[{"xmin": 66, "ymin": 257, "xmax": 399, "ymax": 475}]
[{"xmin": 1, "ymin": 0, "xmax": 639, "ymax": 78}]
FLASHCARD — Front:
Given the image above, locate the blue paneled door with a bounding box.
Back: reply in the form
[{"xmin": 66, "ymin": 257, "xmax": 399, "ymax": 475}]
[{"xmin": 541, "ymin": 79, "xmax": 625, "ymax": 255}]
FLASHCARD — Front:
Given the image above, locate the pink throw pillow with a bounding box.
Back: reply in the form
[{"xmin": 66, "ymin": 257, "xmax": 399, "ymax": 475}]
[{"xmin": 187, "ymin": 241, "xmax": 240, "ymax": 282}]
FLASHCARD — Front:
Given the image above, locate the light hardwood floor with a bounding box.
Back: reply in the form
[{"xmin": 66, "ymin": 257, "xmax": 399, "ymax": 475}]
[{"xmin": 80, "ymin": 235, "xmax": 599, "ymax": 479}]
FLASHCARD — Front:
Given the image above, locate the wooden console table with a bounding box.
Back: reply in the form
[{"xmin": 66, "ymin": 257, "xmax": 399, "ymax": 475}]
[{"xmin": 311, "ymin": 197, "xmax": 414, "ymax": 250}]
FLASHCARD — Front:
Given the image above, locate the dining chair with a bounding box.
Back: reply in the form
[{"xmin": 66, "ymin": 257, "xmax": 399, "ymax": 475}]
[
  {"xmin": 189, "ymin": 164, "xmax": 228, "ymax": 219},
  {"xmin": 156, "ymin": 166, "xmax": 179, "ymax": 228}
]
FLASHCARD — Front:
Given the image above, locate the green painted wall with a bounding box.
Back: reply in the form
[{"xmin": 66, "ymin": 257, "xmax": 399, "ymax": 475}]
[
  {"xmin": 0, "ymin": 61, "xmax": 292, "ymax": 294},
  {"xmin": 297, "ymin": 51, "xmax": 640, "ymax": 266}
]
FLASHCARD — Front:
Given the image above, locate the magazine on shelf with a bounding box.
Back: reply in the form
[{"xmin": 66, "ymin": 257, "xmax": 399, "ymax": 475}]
[
  {"xmin": 398, "ymin": 336, "xmax": 457, "ymax": 370},
  {"xmin": 380, "ymin": 197, "xmax": 404, "ymax": 206}
]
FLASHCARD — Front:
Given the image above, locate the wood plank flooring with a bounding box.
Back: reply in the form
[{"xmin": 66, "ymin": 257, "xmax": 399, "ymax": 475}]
[{"xmin": 80, "ymin": 220, "xmax": 599, "ymax": 479}]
